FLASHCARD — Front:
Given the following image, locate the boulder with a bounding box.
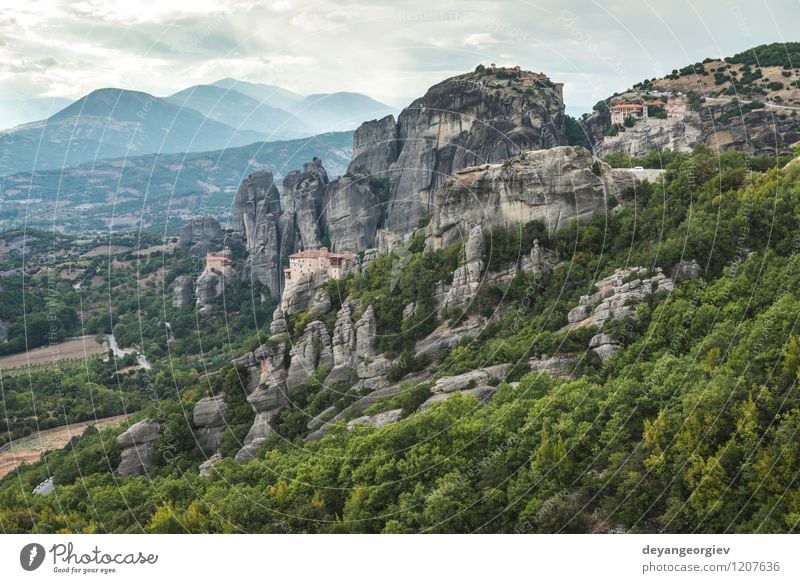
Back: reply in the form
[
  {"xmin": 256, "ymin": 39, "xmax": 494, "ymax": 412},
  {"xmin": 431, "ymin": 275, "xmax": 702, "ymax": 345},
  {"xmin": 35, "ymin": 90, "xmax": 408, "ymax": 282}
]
[
  {"xmin": 589, "ymin": 333, "xmax": 622, "ymax": 361},
  {"xmin": 192, "ymin": 394, "xmax": 228, "ymax": 453},
  {"xmin": 420, "ymin": 385, "xmax": 497, "ymax": 411},
  {"xmin": 114, "ymin": 420, "xmax": 161, "ymax": 477},
  {"xmin": 432, "ymin": 364, "xmax": 509, "ymax": 394},
  {"xmin": 348, "ymin": 408, "xmax": 403, "ymax": 429}
]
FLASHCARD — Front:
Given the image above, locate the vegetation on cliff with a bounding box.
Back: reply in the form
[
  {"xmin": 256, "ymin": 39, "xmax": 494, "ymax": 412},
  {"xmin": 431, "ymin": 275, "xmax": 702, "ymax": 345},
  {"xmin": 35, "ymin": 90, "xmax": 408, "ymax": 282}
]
[{"xmin": 2, "ymin": 146, "xmax": 799, "ymax": 533}]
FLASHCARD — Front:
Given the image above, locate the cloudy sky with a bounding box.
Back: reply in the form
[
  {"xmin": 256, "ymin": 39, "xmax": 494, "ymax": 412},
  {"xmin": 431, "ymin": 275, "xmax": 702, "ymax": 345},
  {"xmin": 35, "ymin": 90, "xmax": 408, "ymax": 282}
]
[{"xmin": 0, "ymin": 0, "xmax": 797, "ymax": 127}]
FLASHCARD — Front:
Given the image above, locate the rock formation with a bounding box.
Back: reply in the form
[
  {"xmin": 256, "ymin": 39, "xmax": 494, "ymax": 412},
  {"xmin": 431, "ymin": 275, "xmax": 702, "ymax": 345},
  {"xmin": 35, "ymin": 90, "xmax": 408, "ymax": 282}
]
[
  {"xmin": 589, "ymin": 333, "xmax": 622, "ymax": 361},
  {"xmin": 231, "ymin": 171, "xmax": 284, "ymax": 297},
  {"xmin": 425, "ymin": 146, "xmax": 639, "ymax": 251},
  {"xmin": 195, "ymin": 269, "xmax": 225, "ymax": 311},
  {"xmin": 323, "ymin": 175, "xmax": 385, "ymax": 252},
  {"xmin": 177, "ymin": 216, "xmax": 224, "ymax": 256},
  {"xmin": 438, "ymin": 224, "xmax": 484, "ymax": 314},
  {"xmin": 323, "ymin": 67, "xmax": 567, "ymax": 250},
  {"xmin": 172, "ymin": 275, "xmax": 193, "ymax": 308},
  {"xmin": 384, "ymin": 69, "xmax": 567, "ymax": 236},
  {"xmin": 326, "ymin": 300, "xmax": 360, "ymax": 384},
  {"xmin": 114, "ymin": 420, "xmax": 161, "ymax": 477},
  {"xmin": 282, "ymin": 158, "xmax": 328, "ymax": 252},
  {"xmin": 192, "ymin": 394, "xmax": 228, "ymax": 453},
  {"xmin": 597, "ymin": 113, "xmax": 704, "ymax": 157},
  {"xmin": 285, "ymin": 320, "xmax": 334, "ymax": 389},
  {"xmin": 566, "ymin": 267, "xmax": 673, "ymax": 329}
]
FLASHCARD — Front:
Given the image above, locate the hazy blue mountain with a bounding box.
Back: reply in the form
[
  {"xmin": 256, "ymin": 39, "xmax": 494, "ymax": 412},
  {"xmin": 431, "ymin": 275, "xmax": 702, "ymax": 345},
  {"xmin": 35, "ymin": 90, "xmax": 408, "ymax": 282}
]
[
  {"xmin": 210, "ymin": 79, "xmax": 397, "ymax": 132},
  {"xmin": 289, "ymin": 91, "xmax": 397, "ymax": 131},
  {"xmin": 165, "ymin": 84, "xmax": 312, "ymax": 139},
  {"xmin": 0, "ymin": 88, "xmax": 269, "ymax": 175},
  {"xmin": 210, "ymin": 78, "xmax": 305, "ymax": 111},
  {"xmin": 0, "ymin": 131, "xmax": 353, "ymax": 233}
]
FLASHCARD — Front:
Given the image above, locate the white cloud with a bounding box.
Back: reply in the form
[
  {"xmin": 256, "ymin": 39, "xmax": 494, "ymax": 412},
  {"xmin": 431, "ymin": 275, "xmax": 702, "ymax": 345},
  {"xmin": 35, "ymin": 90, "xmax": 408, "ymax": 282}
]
[{"xmin": 0, "ymin": 0, "xmax": 797, "ymax": 128}]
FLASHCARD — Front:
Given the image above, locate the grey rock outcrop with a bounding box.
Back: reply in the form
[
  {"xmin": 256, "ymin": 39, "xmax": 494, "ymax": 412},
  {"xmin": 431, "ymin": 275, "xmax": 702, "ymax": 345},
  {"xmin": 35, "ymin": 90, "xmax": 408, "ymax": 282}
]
[
  {"xmin": 597, "ymin": 113, "xmax": 704, "ymax": 157},
  {"xmin": 348, "ymin": 115, "xmax": 398, "ymax": 177},
  {"xmin": 589, "ymin": 333, "xmax": 622, "ymax": 361},
  {"xmin": 324, "ymin": 175, "xmax": 385, "ymax": 252},
  {"xmin": 414, "ymin": 317, "xmax": 485, "ymax": 360},
  {"xmin": 172, "ymin": 275, "xmax": 193, "ymax": 308},
  {"xmin": 425, "ymin": 146, "xmax": 639, "ymax": 251},
  {"xmin": 355, "ymin": 305, "xmax": 377, "ymax": 359},
  {"xmin": 322, "ymin": 68, "xmax": 567, "ymax": 250},
  {"xmin": 285, "ymin": 320, "xmax": 334, "ymax": 389},
  {"xmin": 348, "ymin": 408, "xmax": 403, "ymax": 429},
  {"xmin": 199, "ymin": 452, "xmax": 223, "ymax": 477},
  {"xmin": 326, "ymin": 301, "xmax": 359, "ymax": 384},
  {"xmin": 234, "ymin": 382, "xmax": 291, "ymax": 462},
  {"xmin": 321, "ymin": 116, "xmax": 397, "ymax": 253},
  {"xmin": 192, "ymin": 395, "xmax": 228, "ymax": 453},
  {"xmin": 280, "ymin": 270, "xmax": 329, "ymax": 315},
  {"xmin": 529, "ymin": 354, "xmax": 578, "ymax": 379},
  {"xmin": 195, "ymin": 269, "xmax": 224, "ymax": 310},
  {"xmin": 567, "ymin": 266, "xmax": 673, "ymax": 329},
  {"xmin": 431, "ymin": 364, "xmax": 509, "ymax": 394},
  {"xmin": 178, "ymin": 216, "xmax": 224, "ymax": 256},
  {"xmin": 282, "ymin": 158, "xmax": 329, "ymax": 252},
  {"xmin": 420, "ymin": 385, "xmax": 498, "ymax": 411},
  {"xmin": 384, "ymin": 69, "xmax": 566, "ymax": 235},
  {"xmin": 270, "ymin": 305, "xmax": 288, "ymax": 335},
  {"xmin": 438, "ymin": 225, "xmax": 484, "ymax": 313},
  {"xmin": 673, "ymin": 259, "xmax": 702, "ymax": 281},
  {"xmin": 115, "ymin": 420, "xmax": 161, "ymax": 477},
  {"xmin": 231, "ymin": 171, "xmax": 284, "ymax": 297}
]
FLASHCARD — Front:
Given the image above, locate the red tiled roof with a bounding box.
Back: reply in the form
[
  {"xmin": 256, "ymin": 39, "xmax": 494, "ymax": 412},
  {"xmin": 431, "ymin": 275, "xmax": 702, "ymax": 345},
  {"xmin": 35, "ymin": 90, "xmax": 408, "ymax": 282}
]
[{"xmin": 610, "ymin": 104, "xmax": 644, "ymax": 110}]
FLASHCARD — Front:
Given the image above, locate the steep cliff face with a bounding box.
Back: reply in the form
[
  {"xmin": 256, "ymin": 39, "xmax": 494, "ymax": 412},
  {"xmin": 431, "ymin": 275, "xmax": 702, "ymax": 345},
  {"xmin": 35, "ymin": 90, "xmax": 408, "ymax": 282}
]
[
  {"xmin": 596, "ymin": 113, "xmax": 705, "ymax": 157},
  {"xmin": 424, "ymin": 146, "xmax": 639, "ymax": 251},
  {"xmin": 177, "ymin": 216, "xmax": 224, "ymax": 256},
  {"xmin": 323, "ymin": 175, "xmax": 385, "ymax": 252},
  {"xmin": 231, "ymin": 171, "xmax": 284, "ymax": 297},
  {"xmin": 385, "ymin": 70, "xmax": 566, "ymax": 235},
  {"xmin": 348, "ymin": 115, "xmax": 398, "ymax": 177},
  {"xmin": 281, "ymin": 158, "xmax": 329, "ymax": 252},
  {"xmin": 323, "ymin": 67, "xmax": 567, "ymax": 250}
]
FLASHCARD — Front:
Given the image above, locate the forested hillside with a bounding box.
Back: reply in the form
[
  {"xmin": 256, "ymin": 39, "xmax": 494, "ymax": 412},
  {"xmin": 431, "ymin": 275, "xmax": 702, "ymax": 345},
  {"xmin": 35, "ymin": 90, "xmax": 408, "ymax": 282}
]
[{"xmin": 2, "ymin": 146, "xmax": 799, "ymax": 533}]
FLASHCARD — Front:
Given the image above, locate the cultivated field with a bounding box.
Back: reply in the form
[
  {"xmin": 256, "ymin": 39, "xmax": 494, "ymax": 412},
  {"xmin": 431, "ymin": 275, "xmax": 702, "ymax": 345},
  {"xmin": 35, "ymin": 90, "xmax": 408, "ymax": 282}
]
[
  {"xmin": 0, "ymin": 414, "xmax": 129, "ymax": 479},
  {"xmin": 0, "ymin": 335, "xmax": 107, "ymax": 370}
]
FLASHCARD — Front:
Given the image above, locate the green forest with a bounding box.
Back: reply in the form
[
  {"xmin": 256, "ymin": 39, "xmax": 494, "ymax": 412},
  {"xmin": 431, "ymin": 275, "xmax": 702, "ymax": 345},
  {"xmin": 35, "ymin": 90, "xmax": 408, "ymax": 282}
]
[{"xmin": 1, "ymin": 147, "xmax": 800, "ymax": 533}]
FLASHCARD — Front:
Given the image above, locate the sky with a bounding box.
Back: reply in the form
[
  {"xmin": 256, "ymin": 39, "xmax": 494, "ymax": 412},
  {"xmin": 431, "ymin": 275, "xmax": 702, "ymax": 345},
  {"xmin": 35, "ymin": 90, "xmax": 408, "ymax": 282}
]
[{"xmin": 0, "ymin": 0, "xmax": 798, "ymax": 128}]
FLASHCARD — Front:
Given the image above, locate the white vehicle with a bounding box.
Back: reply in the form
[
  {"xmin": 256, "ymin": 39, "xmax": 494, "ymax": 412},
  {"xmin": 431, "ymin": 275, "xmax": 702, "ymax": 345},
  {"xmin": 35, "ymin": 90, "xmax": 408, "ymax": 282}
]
[{"xmin": 630, "ymin": 166, "xmax": 644, "ymax": 171}]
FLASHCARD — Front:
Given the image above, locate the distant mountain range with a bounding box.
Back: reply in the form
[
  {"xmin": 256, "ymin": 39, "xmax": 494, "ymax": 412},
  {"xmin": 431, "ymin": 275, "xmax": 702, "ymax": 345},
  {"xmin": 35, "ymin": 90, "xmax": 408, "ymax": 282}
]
[{"xmin": 0, "ymin": 80, "xmax": 395, "ymax": 176}]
